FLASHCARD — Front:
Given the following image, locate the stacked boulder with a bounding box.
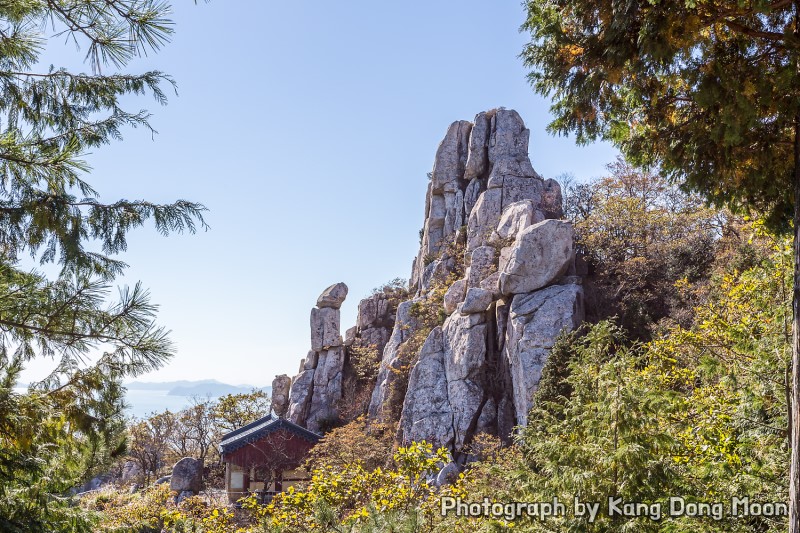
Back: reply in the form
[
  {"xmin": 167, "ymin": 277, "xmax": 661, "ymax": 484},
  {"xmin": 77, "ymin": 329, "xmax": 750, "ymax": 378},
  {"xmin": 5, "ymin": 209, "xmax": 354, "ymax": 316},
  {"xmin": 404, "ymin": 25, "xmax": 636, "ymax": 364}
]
[
  {"xmin": 281, "ymin": 109, "xmax": 584, "ymax": 456},
  {"xmin": 345, "ymin": 291, "xmax": 397, "ymax": 356},
  {"xmin": 271, "ymin": 374, "xmax": 291, "ymax": 418},
  {"xmin": 287, "ymin": 283, "xmax": 348, "ymax": 433}
]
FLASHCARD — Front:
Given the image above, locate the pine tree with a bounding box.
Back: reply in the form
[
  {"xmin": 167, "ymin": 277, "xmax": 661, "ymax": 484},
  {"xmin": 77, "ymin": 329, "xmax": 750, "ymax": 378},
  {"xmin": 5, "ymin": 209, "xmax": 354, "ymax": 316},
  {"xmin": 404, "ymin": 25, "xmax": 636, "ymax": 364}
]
[
  {"xmin": 521, "ymin": 2, "xmax": 800, "ymax": 528},
  {"xmin": 0, "ymin": 2, "xmax": 206, "ymax": 531}
]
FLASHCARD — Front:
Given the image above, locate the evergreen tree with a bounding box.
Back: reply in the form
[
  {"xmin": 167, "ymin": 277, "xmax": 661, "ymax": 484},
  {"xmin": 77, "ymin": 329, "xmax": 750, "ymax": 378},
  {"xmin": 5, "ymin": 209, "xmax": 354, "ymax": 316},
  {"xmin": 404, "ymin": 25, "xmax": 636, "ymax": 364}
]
[
  {"xmin": 521, "ymin": 2, "xmax": 800, "ymax": 527},
  {"xmin": 0, "ymin": 1, "xmax": 205, "ymax": 531}
]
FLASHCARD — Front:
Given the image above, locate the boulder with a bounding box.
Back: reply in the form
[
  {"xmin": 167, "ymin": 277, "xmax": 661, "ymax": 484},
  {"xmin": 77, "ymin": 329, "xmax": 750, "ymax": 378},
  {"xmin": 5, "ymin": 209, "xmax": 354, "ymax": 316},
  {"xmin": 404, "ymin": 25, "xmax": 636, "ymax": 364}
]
[
  {"xmin": 499, "ymin": 219, "xmax": 574, "ymax": 295},
  {"xmin": 443, "ymin": 279, "xmax": 467, "ymax": 314},
  {"xmin": 271, "ymin": 374, "xmax": 291, "ymax": 418},
  {"xmin": 121, "ymin": 460, "xmax": 141, "ymax": 483},
  {"xmin": 464, "ymin": 111, "xmax": 490, "ymax": 181},
  {"xmin": 466, "ymin": 246, "xmax": 496, "ymax": 289},
  {"xmin": 490, "ymin": 200, "xmax": 541, "ymax": 243},
  {"xmin": 460, "ymin": 287, "xmax": 493, "ymax": 314},
  {"xmin": 435, "ymin": 461, "xmax": 461, "ymax": 487},
  {"xmin": 430, "ymin": 120, "xmax": 472, "ymax": 193},
  {"xmin": 170, "ymin": 457, "xmax": 202, "ymax": 494},
  {"xmin": 73, "ymin": 474, "xmax": 111, "ymax": 494},
  {"xmin": 504, "ymin": 284, "xmax": 584, "ymax": 426},
  {"xmin": 317, "ymin": 282, "xmax": 348, "ymax": 309},
  {"xmin": 310, "ymin": 307, "xmax": 341, "ymax": 351}
]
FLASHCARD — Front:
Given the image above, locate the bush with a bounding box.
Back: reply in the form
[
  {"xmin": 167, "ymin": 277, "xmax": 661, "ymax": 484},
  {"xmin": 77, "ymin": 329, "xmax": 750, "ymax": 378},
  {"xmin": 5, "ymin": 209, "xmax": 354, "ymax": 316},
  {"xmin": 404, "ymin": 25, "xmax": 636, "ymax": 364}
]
[
  {"xmin": 245, "ymin": 441, "xmax": 454, "ymax": 532},
  {"xmin": 80, "ymin": 484, "xmax": 237, "ymax": 533},
  {"xmin": 563, "ymin": 158, "xmax": 720, "ymax": 338},
  {"xmin": 304, "ymin": 417, "xmax": 393, "ymax": 473}
]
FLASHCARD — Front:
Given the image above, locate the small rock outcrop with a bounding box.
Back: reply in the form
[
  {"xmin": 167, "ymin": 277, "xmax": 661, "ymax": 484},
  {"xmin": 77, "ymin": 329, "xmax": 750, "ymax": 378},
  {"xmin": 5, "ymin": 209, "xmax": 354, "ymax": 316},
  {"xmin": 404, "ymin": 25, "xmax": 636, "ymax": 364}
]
[
  {"xmin": 121, "ymin": 461, "xmax": 142, "ymax": 484},
  {"xmin": 271, "ymin": 374, "xmax": 291, "ymax": 418},
  {"xmin": 352, "ymin": 290, "xmax": 396, "ymax": 354},
  {"xmin": 276, "ymin": 108, "xmax": 584, "ymax": 458}
]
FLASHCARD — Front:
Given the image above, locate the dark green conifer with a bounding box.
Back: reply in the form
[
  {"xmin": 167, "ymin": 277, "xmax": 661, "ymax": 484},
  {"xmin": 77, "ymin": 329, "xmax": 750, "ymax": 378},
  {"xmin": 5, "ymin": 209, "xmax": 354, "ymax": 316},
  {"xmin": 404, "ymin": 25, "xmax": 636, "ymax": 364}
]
[{"xmin": 0, "ymin": 2, "xmax": 205, "ymax": 531}]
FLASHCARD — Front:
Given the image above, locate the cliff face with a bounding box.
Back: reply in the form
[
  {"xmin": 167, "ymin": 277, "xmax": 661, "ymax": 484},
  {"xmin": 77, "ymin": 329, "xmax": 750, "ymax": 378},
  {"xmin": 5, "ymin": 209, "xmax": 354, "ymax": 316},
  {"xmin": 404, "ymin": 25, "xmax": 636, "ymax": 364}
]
[{"xmin": 277, "ymin": 109, "xmax": 584, "ymax": 454}]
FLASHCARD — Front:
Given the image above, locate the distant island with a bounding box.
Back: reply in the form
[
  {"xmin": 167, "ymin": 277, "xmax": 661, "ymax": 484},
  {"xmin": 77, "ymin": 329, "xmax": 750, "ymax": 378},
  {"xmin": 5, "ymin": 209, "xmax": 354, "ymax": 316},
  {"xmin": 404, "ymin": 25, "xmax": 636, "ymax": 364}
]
[{"xmin": 125, "ymin": 379, "xmax": 269, "ymax": 397}]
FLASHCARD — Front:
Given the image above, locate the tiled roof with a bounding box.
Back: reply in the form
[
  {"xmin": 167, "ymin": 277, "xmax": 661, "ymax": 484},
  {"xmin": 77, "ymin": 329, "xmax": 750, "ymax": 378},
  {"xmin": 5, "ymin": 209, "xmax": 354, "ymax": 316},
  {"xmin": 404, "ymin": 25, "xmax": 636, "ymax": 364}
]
[{"xmin": 219, "ymin": 414, "xmax": 321, "ymax": 456}]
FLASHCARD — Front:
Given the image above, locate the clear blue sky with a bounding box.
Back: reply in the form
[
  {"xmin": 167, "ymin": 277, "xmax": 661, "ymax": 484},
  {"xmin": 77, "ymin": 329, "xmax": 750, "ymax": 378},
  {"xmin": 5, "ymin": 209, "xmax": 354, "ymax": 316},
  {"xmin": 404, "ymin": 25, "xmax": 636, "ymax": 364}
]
[{"xmin": 24, "ymin": 1, "xmax": 618, "ymax": 386}]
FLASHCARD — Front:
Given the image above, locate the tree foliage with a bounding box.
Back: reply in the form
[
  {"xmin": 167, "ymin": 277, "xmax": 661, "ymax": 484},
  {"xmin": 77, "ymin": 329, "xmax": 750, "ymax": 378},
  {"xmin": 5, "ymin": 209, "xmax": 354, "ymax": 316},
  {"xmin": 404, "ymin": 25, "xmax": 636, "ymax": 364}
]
[
  {"xmin": 304, "ymin": 417, "xmax": 394, "ymax": 473},
  {"xmin": 562, "ymin": 159, "xmax": 721, "ymax": 336},
  {"xmin": 0, "ymin": 1, "xmax": 206, "ymax": 531},
  {"xmin": 522, "ymin": 3, "xmax": 800, "ymax": 521},
  {"xmin": 127, "ymin": 410, "xmax": 176, "ymax": 485},
  {"xmin": 211, "ymin": 390, "xmax": 271, "ymax": 435},
  {"xmin": 522, "ymin": 0, "xmax": 798, "ymax": 226}
]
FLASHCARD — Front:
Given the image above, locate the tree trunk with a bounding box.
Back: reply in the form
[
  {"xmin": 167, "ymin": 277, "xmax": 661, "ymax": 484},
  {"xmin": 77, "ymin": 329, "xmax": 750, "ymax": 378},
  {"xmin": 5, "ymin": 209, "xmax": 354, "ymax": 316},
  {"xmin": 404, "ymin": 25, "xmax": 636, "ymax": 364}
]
[
  {"xmin": 792, "ymin": 7, "xmax": 800, "ymax": 531},
  {"xmin": 790, "ymin": 112, "xmax": 800, "ymax": 532}
]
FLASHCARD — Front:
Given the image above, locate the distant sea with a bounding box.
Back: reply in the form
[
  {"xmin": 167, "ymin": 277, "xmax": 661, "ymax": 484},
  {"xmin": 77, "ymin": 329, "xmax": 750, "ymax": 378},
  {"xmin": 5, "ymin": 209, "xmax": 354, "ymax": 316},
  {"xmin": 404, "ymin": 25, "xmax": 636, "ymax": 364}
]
[
  {"xmin": 124, "ymin": 388, "xmax": 197, "ymax": 419},
  {"xmin": 13, "ymin": 387, "xmax": 227, "ymax": 420}
]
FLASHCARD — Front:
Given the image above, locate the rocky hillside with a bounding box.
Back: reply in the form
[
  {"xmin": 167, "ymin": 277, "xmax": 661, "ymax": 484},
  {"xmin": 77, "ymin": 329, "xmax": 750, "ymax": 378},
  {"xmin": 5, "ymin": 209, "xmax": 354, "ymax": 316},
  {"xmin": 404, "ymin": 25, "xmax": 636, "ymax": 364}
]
[{"xmin": 270, "ymin": 109, "xmax": 585, "ymax": 458}]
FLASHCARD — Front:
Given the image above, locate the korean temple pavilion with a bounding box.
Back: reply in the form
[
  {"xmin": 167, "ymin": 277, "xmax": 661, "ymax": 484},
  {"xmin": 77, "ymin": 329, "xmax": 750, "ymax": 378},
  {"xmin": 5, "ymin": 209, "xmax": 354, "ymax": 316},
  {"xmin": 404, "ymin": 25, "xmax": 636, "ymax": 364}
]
[{"xmin": 219, "ymin": 414, "xmax": 320, "ymax": 503}]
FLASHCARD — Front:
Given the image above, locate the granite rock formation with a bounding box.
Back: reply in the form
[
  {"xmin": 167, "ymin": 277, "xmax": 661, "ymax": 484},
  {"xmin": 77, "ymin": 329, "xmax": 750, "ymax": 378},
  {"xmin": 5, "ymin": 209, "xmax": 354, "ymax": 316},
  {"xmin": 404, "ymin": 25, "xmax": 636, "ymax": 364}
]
[{"xmin": 278, "ymin": 109, "xmax": 584, "ymax": 456}]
